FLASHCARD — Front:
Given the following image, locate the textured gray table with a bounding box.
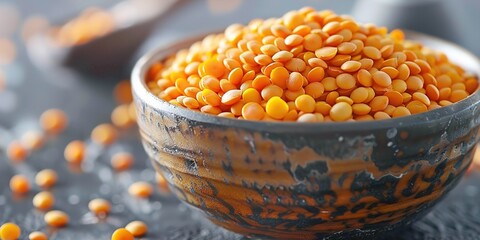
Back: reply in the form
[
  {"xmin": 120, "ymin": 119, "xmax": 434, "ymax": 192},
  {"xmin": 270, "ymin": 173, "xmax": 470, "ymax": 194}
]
[{"xmin": 0, "ymin": 0, "xmax": 479, "ymax": 239}]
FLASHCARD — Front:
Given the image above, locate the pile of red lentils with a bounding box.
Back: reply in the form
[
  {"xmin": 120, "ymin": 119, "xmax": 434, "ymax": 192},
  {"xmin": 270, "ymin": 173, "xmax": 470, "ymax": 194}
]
[
  {"xmin": 146, "ymin": 8, "xmax": 479, "ymax": 122},
  {"xmin": 1, "ymin": 81, "xmax": 168, "ymax": 240}
]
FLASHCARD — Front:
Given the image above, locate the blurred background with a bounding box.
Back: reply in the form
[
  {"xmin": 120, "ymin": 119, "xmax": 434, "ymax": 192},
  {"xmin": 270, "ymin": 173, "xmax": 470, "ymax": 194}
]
[{"xmin": 0, "ymin": 0, "xmax": 479, "ymax": 239}]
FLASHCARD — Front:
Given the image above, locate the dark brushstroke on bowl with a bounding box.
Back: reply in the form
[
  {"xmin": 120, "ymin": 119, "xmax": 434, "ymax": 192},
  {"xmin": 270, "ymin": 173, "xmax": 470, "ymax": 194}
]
[{"xmin": 132, "ymin": 31, "xmax": 480, "ymax": 239}]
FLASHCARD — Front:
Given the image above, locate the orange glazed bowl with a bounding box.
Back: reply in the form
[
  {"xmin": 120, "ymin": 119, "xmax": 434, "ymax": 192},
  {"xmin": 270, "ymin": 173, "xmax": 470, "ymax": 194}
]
[{"xmin": 131, "ymin": 31, "xmax": 480, "ymax": 239}]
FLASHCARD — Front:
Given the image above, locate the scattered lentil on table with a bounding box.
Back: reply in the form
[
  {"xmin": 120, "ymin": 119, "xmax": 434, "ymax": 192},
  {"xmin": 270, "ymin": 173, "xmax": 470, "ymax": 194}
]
[
  {"xmin": 111, "ymin": 152, "xmax": 134, "ymax": 171},
  {"xmin": 125, "ymin": 221, "xmax": 148, "ymax": 237},
  {"xmin": 9, "ymin": 175, "xmax": 30, "ymax": 195},
  {"xmin": 146, "ymin": 8, "xmax": 479, "ymax": 122},
  {"xmin": 35, "ymin": 169, "xmax": 58, "ymax": 188},
  {"xmin": 111, "ymin": 228, "xmax": 134, "ymax": 240},
  {"xmin": 6, "ymin": 141, "xmax": 28, "ymax": 162},
  {"xmin": 39, "ymin": 109, "xmax": 68, "ymax": 134},
  {"xmin": 64, "ymin": 140, "xmax": 86, "ymax": 164},
  {"xmin": 43, "ymin": 210, "xmax": 69, "ymax": 228},
  {"xmin": 0, "ymin": 222, "xmax": 21, "ymax": 240},
  {"xmin": 32, "ymin": 191, "xmax": 55, "ymax": 210},
  {"xmin": 28, "ymin": 231, "xmax": 48, "ymax": 240},
  {"xmin": 91, "ymin": 123, "xmax": 118, "ymax": 145},
  {"xmin": 128, "ymin": 181, "xmax": 153, "ymax": 198},
  {"xmin": 88, "ymin": 198, "xmax": 111, "ymax": 216}
]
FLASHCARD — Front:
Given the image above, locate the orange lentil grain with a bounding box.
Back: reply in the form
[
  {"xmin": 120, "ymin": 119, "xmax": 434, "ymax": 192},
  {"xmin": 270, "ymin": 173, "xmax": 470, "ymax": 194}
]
[
  {"xmin": 252, "ymin": 75, "xmax": 271, "ymax": 91},
  {"xmin": 270, "ymin": 67, "xmax": 289, "ymax": 88},
  {"xmin": 369, "ymin": 96, "xmax": 389, "ymax": 112},
  {"xmin": 303, "ymin": 33, "xmax": 322, "ymax": 51},
  {"xmin": 228, "ymin": 68, "xmax": 243, "ymax": 85},
  {"xmin": 111, "ymin": 104, "xmax": 135, "ymax": 129},
  {"xmin": 114, "ymin": 80, "xmax": 133, "ymax": 104},
  {"xmin": 33, "ymin": 191, "xmax": 55, "ymax": 210},
  {"xmin": 451, "ymin": 82, "xmax": 466, "ymax": 91},
  {"xmin": 242, "ymin": 88, "xmax": 262, "ymax": 103},
  {"xmin": 392, "ymin": 79, "xmax": 407, "ymax": 93},
  {"xmin": 272, "ymin": 51, "xmax": 293, "ymax": 62},
  {"xmin": 219, "ymin": 80, "xmax": 236, "ymax": 92},
  {"xmin": 406, "ymin": 100, "xmax": 428, "ymax": 114},
  {"xmin": 203, "ymin": 59, "xmax": 225, "ymax": 78},
  {"xmin": 10, "ymin": 174, "xmax": 30, "ymax": 194},
  {"xmin": 221, "ymin": 89, "xmax": 242, "ymax": 105},
  {"xmin": 64, "ymin": 140, "xmax": 85, "ymax": 164},
  {"xmin": 412, "ymin": 92, "xmax": 431, "ymax": 106},
  {"xmin": 304, "ymin": 82, "xmax": 324, "ymax": 99},
  {"xmin": 28, "ymin": 231, "xmax": 48, "ymax": 240},
  {"xmin": 88, "ymin": 198, "xmax": 111, "ymax": 216},
  {"xmin": 261, "ymin": 85, "xmax": 283, "ymax": 101},
  {"xmin": 125, "ymin": 221, "xmax": 148, "ymax": 237},
  {"xmin": 449, "ymin": 89, "xmax": 469, "ymax": 102},
  {"xmin": 350, "ymin": 87, "xmax": 369, "ymax": 103},
  {"xmin": 6, "ymin": 141, "xmax": 28, "ymax": 162},
  {"xmin": 372, "ymin": 71, "xmax": 392, "ymax": 87},
  {"xmin": 465, "ymin": 78, "xmax": 479, "ymax": 93},
  {"xmin": 439, "ymin": 87, "xmax": 452, "ymax": 100},
  {"xmin": 307, "ymin": 58, "xmax": 327, "ymax": 68},
  {"xmin": 330, "ymin": 102, "xmax": 352, "ymax": 122},
  {"xmin": 307, "ymin": 67, "xmax": 325, "ymax": 83},
  {"xmin": 241, "ymin": 102, "xmax": 265, "ymax": 120},
  {"xmin": 392, "ymin": 106, "xmax": 411, "ymax": 118},
  {"xmin": 325, "ymin": 91, "xmax": 340, "ymax": 106},
  {"xmin": 337, "ymin": 42, "xmax": 357, "ymax": 55},
  {"xmin": 111, "ymin": 152, "xmax": 134, "ymax": 171},
  {"xmin": 91, "ymin": 124, "xmax": 118, "ymax": 145},
  {"xmin": 439, "ymin": 100, "xmax": 453, "ymax": 106},
  {"xmin": 315, "ymin": 47, "xmax": 337, "ymax": 61},
  {"xmin": 21, "ymin": 131, "xmax": 44, "ymax": 151},
  {"xmin": 363, "ymin": 46, "xmax": 381, "ymax": 60},
  {"xmin": 357, "ymin": 69, "xmax": 373, "ymax": 87},
  {"xmin": 35, "ymin": 169, "xmax": 58, "ymax": 188},
  {"xmin": 315, "ymin": 102, "xmax": 331, "ymax": 115},
  {"xmin": 406, "ymin": 76, "xmax": 423, "ymax": 91},
  {"xmin": 128, "ymin": 182, "xmax": 153, "ymax": 198},
  {"xmin": 374, "ymin": 111, "xmax": 391, "ymax": 120},
  {"xmin": 287, "ymin": 72, "xmax": 304, "ymax": 91},
  {"xmin": 384, "ymin": 91, "xmax": 403, "ymax": 107},
  {"xmin": 336, "ymin": 73, "xmax": 356, "ymax": 90},
  {"xmin": 336, "ymin": 96, "xmax": 354, "ymax": 105},
  {"xmin": 295, "ymin": 95, "xmax": 316, "ymax": 113},
  {"xmin": 285, "ymin": 58, "xmax": 306, "ymax": 72},
  {"xmin": 266, "ymin": 97, "xmax": 289, "ymax": 119},
  {"xmin": 111, "ymin": 228, "xmax": 134, "ymax": 240},
  {"xmin": 340, "ymin": 61, "xmax": 362, "ymax": 72},
  {"xmin": 44, "ymin": 210, "xmax": 69, "ymax": 227},
  {"xmin": 0, "ymin": 223, "xmax": 21, "ymax": 240},
  {"xmin": 352, "ymin": 103, "xmax": 371, "ymax": 115},
  {"xmin": 40, "ymin": 109, "xmax": 68, "ymax": 134}
]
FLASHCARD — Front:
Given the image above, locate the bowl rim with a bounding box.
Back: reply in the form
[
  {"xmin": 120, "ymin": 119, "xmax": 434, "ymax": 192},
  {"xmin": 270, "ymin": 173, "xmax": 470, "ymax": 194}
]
[{"xmin": 132, "ymin": 30, "xmax": 480, "ymax": 133}]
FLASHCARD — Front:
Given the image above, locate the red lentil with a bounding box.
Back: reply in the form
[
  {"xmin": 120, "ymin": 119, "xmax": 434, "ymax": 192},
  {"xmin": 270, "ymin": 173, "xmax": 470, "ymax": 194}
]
[
  {"xmin": 39, "ymin": 109, "xmax": 68, "ymax": 134},
  {"xmin": 10, "ymin": 175, "xmax": 30, "ymax": 194},
  {"xmin": 0, "ymin": 223, "xmax": 21, "ymax": 240}
]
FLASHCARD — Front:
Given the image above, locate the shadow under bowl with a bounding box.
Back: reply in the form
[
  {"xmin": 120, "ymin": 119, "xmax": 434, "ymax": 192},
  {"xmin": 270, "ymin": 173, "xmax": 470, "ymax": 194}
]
[{"xmin": 132, "ymin": 31, "xmax": 480, "ymax": 239}]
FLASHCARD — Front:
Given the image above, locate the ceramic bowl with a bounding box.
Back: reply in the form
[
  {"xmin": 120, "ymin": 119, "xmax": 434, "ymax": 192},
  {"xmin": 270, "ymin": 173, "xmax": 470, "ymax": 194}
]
[{"xmin": 131, "ymin": 31, "xmax": 480, "ymax": 239}]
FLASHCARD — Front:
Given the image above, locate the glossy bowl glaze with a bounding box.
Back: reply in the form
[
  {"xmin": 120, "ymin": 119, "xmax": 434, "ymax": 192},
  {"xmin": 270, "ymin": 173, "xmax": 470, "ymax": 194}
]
[{"xmin": 132, "ymin": 32, "xmax": 480, "ymax": 239}]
